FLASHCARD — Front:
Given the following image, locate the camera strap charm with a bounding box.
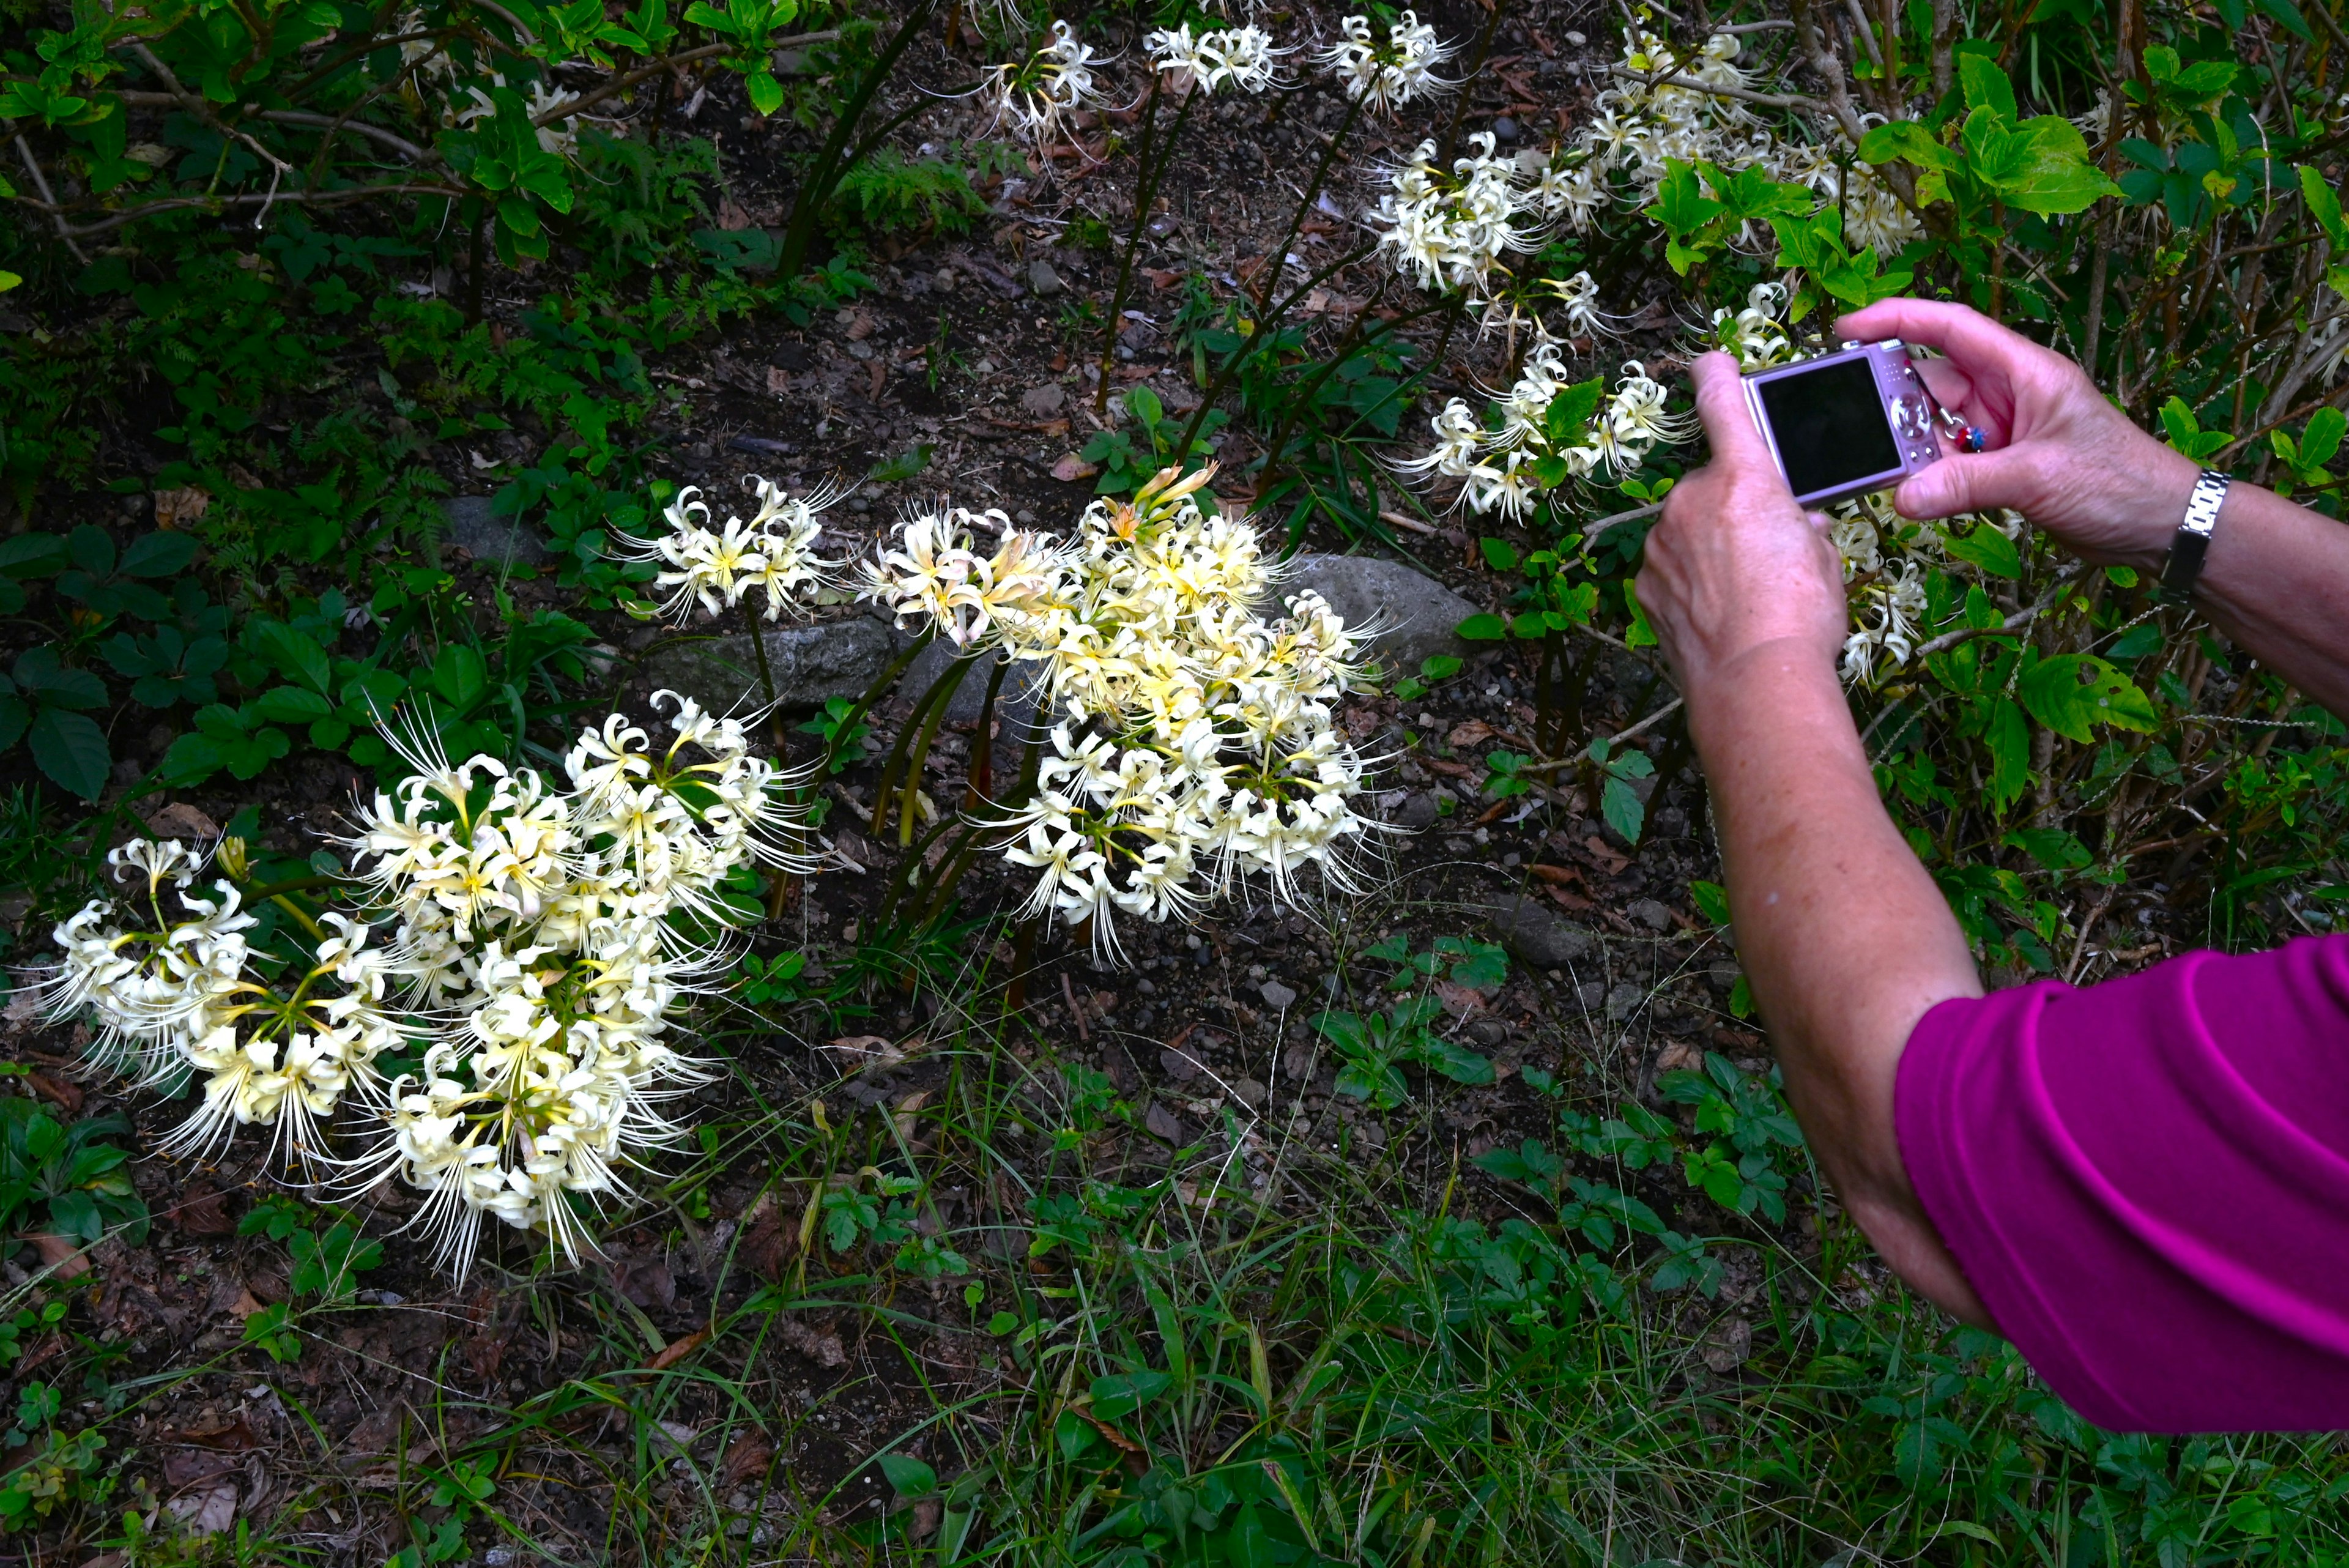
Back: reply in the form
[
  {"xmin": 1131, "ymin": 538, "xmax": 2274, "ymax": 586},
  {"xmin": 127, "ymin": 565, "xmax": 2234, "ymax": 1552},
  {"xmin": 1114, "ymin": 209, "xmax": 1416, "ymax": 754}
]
[{"xmin": 1932, "ymin": 402, "xmax": 1989, "ymax": 454}]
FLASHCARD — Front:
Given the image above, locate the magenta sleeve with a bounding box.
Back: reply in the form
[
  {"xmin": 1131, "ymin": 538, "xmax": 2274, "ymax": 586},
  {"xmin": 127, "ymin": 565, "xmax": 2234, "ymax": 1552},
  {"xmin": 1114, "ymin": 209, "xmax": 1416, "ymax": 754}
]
[{"xmin": 1893, "ymin": 934, "xmax": 2349, "ymax": 1432}]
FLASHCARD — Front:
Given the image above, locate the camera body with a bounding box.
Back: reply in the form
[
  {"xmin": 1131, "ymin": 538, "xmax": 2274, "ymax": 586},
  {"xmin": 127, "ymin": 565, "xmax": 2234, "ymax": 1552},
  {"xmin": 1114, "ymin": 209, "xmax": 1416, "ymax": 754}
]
[{"xmin": 1742, "ymin": 338, "xmax": 1943, "ymax": 509}]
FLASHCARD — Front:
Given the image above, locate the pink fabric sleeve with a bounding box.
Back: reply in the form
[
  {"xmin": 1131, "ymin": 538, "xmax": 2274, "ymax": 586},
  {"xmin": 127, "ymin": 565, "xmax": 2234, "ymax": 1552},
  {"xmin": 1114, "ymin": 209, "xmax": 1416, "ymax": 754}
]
[{"xmin": 1894, "ymin": 933, "xmax": 2349, "ymax": 1432}]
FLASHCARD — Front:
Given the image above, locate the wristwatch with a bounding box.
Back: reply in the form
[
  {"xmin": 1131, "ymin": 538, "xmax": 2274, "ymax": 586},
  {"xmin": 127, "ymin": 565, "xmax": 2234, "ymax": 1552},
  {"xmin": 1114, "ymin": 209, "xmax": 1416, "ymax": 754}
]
[{"xmin": 2158, "ymin": 470, "xmax": 2232, "ymax": 604}]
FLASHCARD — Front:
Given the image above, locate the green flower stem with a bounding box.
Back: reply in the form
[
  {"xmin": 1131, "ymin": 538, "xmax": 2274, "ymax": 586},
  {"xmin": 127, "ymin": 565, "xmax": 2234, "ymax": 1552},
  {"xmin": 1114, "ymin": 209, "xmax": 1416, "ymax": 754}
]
[
  {"xmin": 1096, "ymin": 74, "xmax": 1190, "ymax": 418},
  {"xmin": 1171, "ymin": 242, "xmax": 1379, "ymax": 463}
]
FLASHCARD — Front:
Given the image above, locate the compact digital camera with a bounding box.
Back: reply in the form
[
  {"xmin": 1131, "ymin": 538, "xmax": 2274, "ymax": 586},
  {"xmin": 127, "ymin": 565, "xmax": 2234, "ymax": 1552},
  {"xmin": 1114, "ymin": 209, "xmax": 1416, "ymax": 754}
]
[{"xmin": 1741, "ymin": 338, "xmax": 1944, "ymax": 509}]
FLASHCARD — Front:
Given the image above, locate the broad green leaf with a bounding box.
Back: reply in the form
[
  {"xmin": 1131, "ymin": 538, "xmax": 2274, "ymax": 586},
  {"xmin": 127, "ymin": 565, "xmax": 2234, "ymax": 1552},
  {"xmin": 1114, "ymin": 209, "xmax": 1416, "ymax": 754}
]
[
  {"xmin": 1690, "ymin": 880, "xmax": 1731, "ymax": 927},
  {"xmin": 1940, "ymin": 519, "xmax": 2022, "ymax": 578},
  {"xmin": 1984, "ymin": 697, "xmax": 2030, "ymax": 813},
  {"xmin": 1479, "ymin": 537, "xmax": 1520, "ymax": 571},
  {"xmin": 2301, "ymin": 164, "xmax": 2349, "ymax": 248},
  {"xmin": 28, "ymin": 708, "xmax": 109, "ymax": 800},
  {"xmin": 2300, "ymin": 406, "xmax": 2346, "ymax": 469},
  {"xmin": 1960, "ymin": 54, "xmax": 2019, "ymax": 120},
  {"xmin": 746, "ymin": 69, "xmax": 785, "ymax": 116},
  {"xmin": 1857, "ymin": 119, "xmax": 1958, "ymax": 171},
  {"xmin": 2018, "ymin": 654, "xmax": 2158, "ymax": 741},
  {"xmin": 874, "ymin": 1454, "xmax": 937, "ymax": 1498},
  {"xmin": 117, "ymin": 531, "xmax": 196, "ymax": 578},
  {"xmin": 1455, "ymin": 612, "xmax": 1507, "ymax": 641},
  {"xmin": 249, "ymin": 685, "xmax": 335, "ymax": 723},
  {"xmin": 1089, "ymin": 1370, "xmax": 1171, "ymax": 1421},
  {"xmin": 2003, "ymin": 826, "xmax": 2092, "ymax": 871},
  {"xmin": 431, "ymin": 644, "xmax": 490, "ymax": 712},
  {"xmin": 1601, "ymin": 773, "xmax": 1645, "ymax": 844}
]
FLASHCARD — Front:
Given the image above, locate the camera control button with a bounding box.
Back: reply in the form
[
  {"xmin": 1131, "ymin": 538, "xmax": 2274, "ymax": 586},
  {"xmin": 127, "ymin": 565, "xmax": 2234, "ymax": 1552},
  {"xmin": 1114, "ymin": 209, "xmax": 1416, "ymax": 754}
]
[{"xmin": 1891, "ymin": 394, "xmax": 1934, "ymax": 439}]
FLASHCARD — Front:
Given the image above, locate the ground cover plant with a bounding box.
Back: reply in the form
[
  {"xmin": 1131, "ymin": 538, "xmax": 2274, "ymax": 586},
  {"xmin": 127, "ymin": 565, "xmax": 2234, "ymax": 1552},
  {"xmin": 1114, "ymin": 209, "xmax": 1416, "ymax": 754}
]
[{"xmin": 2, "ymin": 0, "xmax": 2348, "ymax": 1557}]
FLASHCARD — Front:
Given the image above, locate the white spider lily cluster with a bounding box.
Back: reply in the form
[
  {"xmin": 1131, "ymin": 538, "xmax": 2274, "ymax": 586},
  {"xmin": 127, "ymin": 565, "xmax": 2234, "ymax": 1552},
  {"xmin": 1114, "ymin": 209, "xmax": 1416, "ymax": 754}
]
[
  {"xmin": 1401, "ymin": 349, "xmax": 1696, "ymax": 521},
  {"xmin": 1704, "ymin": 281, "xmax": 1797, "ymax": 369},
  {"xmin": 1539, "ymin": 28, "xmax": 1920, "ymax": 256},
  {"xmin": 984, "ymin": 20, "xmax": 1111, "ymax": 145},
  {"xmin": 1841, "ymin": 562, "xmax": 1930, "ymax": 685},
  {"xmin": 861, "ymin": 466, "xmax": 1381, "ymax": 956},
  {"xmin": 1828, "ymin": 497, "xmax": 2028, "ymax": 686},
  {"xmin": 1371, "ymin": 132, "xmax": 1544, "ymax": 299},
  {"xmin": 1146, "ymin": 23, "xmax": 1286, "ymax": 94},
  {"xmin": 43, "ymin": 841, "xmax": 406, "ymax": 1170},
  {"xmin": 1318, "ymin": 10, "xmax": 1457, "ymax": 114},
  {"xmin": 615, "ymin": 475, "xmax": 846, "ymax": 624},
  {"xmin": 340, "ymin": 695, "xmax": 809, "ymax": 1274}
]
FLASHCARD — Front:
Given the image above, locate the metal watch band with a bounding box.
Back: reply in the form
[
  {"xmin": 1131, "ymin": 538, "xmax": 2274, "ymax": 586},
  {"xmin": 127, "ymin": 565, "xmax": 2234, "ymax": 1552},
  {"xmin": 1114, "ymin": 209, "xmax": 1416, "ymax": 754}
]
[{"xmin": 2158, "ymin": 469, "xmax": 2232, "ymax": 603}]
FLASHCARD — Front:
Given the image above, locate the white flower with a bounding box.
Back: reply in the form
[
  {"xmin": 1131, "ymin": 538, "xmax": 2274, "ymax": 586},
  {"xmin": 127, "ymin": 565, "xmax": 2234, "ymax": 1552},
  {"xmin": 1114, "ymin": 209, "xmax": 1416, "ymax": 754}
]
[
  {"xmin": 985, "ymin": 20, "xmax": 1111, "ymax": 146},
  {"xmin": 614, "ymin": 478, "xmax": 845, "ymax": 624},
  {"xmin": 1319, "ymin": 11, "xmax": 1456, "ymax": 113}
]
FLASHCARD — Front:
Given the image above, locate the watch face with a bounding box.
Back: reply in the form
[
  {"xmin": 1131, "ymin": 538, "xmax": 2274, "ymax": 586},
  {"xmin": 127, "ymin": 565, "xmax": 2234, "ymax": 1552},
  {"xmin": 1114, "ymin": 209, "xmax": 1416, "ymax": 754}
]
[{"xmin": 1748, "ymin": 354, "xmax": 1905, "ymax": 503}]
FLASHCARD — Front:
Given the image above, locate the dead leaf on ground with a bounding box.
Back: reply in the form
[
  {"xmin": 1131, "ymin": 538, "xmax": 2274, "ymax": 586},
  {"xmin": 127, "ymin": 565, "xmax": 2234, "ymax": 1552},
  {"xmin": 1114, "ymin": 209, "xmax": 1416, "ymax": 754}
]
[
  {"xmin": 168, "ymin": 1414, "xmax": 259, "ymax": 1451},
  {"xmin": 29, "ymin": 1234, "xmax": 89, "ymax": 1279},
  {"xmin": 162, "ymin": 1449, "xmax": 241, "ymax": 1488},
  {"xmin": 1655, "ymin": 1041, "xmax": 1704, "ymax": 1076},
  {"xmin": 1699, "ymin": 1316, "xmax": 1753, "ymax": 1373},
  {"xmin": 717, "ymin": 196, "xmax": 754, "ymax": 231},
  {"xmin": 609, "ymin": 1257, "xmax": 675, "ymax": 1311},
  {"xmin": 781, "ymin": 1315, "xmax": 847, "ymax": 1367},
  {"xmin": 1583, "ymin": 834, "xmax": 1633, "ymax": 875},
  {"xmin": 645, "ymin": 1328, "xmax": 710, "ymax": 1372},
  {"xmin": 1050, "ymin": 453, "xmax": 1099, "ymax": 483},
  {"xmin": 1529, "ymin": 862, "xmax": 1585, "ymax": 888},
  {"xmin": 151, "ymin": 486, "xmax": 211, "ymax": 529},
  {"xmin": 1433, "ymin": 981, "xmax": 1488, "ymax": 1018},
  {"xmin": 1445, "ymin": 719, "xmax": 1497, "ymax": 749},
  {"xmin": 165, "ymin": 1479, "xmax": 239, "ymax": 1534},
  {"xmin": 1544, "ymin": 885, "xmax": 1595, "ymax": 913},
  {"xmin": 766, "ymin": 365, "xmax": 791, "ymax": 396},
  {"xmin": 722, "ymin": 1433, "xmax": 774, "ymax": 1488},
  {"xmin": 21, "ymin": 1072, "xmax": 80, "ymax": 1114},
  {"xmin": 1141, "ymin": 267, "xmax": 1180, "ymax": 289}
]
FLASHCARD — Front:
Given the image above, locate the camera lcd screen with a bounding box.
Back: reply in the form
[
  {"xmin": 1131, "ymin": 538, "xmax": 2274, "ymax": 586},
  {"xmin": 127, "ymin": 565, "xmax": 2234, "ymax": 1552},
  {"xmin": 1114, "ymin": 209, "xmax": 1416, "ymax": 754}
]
[{"xmin": 1757, "ymin": 357, "xmax": 1901, "ymax": 499}]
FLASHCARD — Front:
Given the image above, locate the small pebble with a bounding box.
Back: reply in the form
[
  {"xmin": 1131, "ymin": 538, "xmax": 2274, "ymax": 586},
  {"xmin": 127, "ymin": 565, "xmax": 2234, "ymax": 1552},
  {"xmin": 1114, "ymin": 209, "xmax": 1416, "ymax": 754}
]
[
  {"xmin": 1260, "ymin": 979, "xmax": 1298, "ymax": 1010},
  {"xmin": 1015, "ymin": 508, "xmax": 1037, "ymax": 523},
  {"xmin": 1492, "ymin": 116, "xmax": 1520, "ymax": 143},
  {"xmin": 1565, "ymin": 29, "xmax": 1587, "ymax": 44}
]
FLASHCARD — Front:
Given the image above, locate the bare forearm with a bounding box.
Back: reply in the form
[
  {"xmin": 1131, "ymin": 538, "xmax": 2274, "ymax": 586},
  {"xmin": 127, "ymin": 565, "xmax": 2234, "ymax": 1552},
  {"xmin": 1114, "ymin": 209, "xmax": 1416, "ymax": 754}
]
[
  {"xmin": 1685, "ymin": 641, "xmax": 1990, "ymax": 1319},
  {"xmin": 2110, "ymin": 456, "xmax": 2349, "ymax": 718}
]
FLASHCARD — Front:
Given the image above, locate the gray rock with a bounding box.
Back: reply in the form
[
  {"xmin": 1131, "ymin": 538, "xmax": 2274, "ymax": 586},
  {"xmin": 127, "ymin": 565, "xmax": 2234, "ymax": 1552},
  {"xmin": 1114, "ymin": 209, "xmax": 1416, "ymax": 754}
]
[
  {"xmin": 1707, "ymin": 962, "xmax": 1742, "ymax": 994},
  {"xmin": 1020, "ymin": 382, "xmax": 1066, "ymax": 416},
  {"xmin": 639, "ymin": 614, "xmax": 909, "ymax": 713},
  {"xmin": 1259, "ymin": 979, "xmax": 1298, "ymax": 1011},
  {"xmin": 1231, "ymin": 1077, "xmax": 1268, "ymax": 1110},
  {"xmin": 1283, "ymin": 554, "xmax": 1480, "ymax": 677},
  {"xmin": 1398, "ymin": 792, "xmax": 1440, "ymax": 830},
  {"xmin": 1026, "ymin": 258, "xmax": 1064, "ymax": 296},
  {"xmin": 445, "ymin": 495, "xmax": 550, "ymax": 567},
  {"xmin": 1490, "ymin": 894, "xmax": 1596, "ymax": 969},
  {"xmin": 1628, "ymin": 897, "xmax": 1674, "ymax": 932},
  {"xmin": 1604, "ymin": 981, "xmax": 1647, "ymax": 1022},
  {"xmin": 897, "ymin": 640, "xmax": 1050, "ymax": 734}
]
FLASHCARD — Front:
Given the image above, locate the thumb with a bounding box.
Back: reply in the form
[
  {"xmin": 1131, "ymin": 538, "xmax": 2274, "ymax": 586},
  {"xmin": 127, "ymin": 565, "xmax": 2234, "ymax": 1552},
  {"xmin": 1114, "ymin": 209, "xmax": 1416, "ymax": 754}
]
[
  {"xmin": 1687, "ymin": 351, "xmax": 1774, "ymax": 470},
  {"xmin": 1893, "ymin": 445, "xmax": 2036, "ymax": 520}
]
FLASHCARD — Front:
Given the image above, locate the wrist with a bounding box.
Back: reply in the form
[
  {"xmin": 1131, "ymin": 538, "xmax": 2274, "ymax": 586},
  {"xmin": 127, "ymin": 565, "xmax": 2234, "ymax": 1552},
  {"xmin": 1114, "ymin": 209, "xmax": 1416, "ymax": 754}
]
[
  {"xmin": 1682, "ymin": 635, "xmax": 1854, "ymax": 752},
  {"xmin": 2099, "ymin": 437, "xmax": 2206, "ymax": 572}
]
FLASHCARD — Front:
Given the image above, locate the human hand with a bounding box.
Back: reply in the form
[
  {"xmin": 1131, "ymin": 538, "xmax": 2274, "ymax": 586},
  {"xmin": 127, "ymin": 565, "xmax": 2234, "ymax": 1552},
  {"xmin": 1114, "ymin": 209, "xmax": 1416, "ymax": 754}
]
[
  {"xmin": 1836, "ymin": 298, "xmax": 2199, "ymax": 568},
  {"xmin": 1636, "ymin": 352, "xmax": 1848, "ymax": 693}
]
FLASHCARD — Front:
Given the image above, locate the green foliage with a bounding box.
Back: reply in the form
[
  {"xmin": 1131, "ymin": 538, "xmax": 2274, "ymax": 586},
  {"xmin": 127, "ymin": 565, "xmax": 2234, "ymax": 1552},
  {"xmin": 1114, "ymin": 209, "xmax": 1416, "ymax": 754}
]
[
  {"xmin": 0, "ymin": 1098, "xmax": 146, "ymax": 1254},
  {"xmin": 1080, "ymin": 385, "xmax": 1225, "ymax": 496}
]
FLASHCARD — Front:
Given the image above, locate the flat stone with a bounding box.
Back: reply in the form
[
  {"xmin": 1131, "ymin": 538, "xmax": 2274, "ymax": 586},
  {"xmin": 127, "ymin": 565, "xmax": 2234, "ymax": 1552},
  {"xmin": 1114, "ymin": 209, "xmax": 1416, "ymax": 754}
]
[
  {"xmin": 1628, "ymin": 897, "xmax": 1674, "ymax": 932},
  {"xmin": 1231, "ymin": 1077, "xmax": 1268, "ymax": 1110},
  {"xmin": 1282, "ymin": 554, "xmax": 1480, "ymax": 678},
  {"xmin": 1490, "ymin": 894, "xmax": 1596, "ymax": 969},
  {"xmin": 445, "ymin": 495, "xmax": 550, "ymax": 567},
  {"xmin": 897, "ymin": 641, "xmax": 1051, "ymax": 735},
  {"xmin": 1026, "ymin": 259, "xmax": 1064, "ymax": 296},
  {"xmin": 1397, "ymin": 792, "xmax": 1440, "ymax": 829},
  {"xmin": 1259, "ymin": 979, "xmax": 1298, "ymax": 1011},
  {"xmin": 639, "ymin": 614, "xmax": 910, "ymax": 713},
  {"xmin": 1020, "ymin": 382, "xmax": 1066, "ymax": 415},
  {"xmin": 1604, "ymin": 981, "xmax": 1647, "ymax": 1022}
]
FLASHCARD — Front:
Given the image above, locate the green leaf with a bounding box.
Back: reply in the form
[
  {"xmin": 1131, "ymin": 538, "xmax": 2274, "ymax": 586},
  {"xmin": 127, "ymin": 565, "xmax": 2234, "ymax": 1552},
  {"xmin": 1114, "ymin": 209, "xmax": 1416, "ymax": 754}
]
[
  {"xmin": 1959, "ymin": 54, "xmax": 2018, "ymax": 120},
  {"xmin": 1940, "ymin": 519, "xmax": 2022, "ymax": 578},
  {"xmin": 1600, "ymin": 773, "xmax": 1646, "ymax": 844},
  {"xmin": 745, "ymin": 68, "xmax": 785, "ymax": 116},
  {"xmin": 28, "ymin": 709, "xmax": 109, "ymax": 800},
  {"xmin": 2301, "ymin": 164, "xmax": 2349, "ymax": 249},
  {"xmin": 251, "ymin": 622, "xmax": 333, "ymax": 694},
  {"xmin": 2017, "ymin": 653, "xmax": 2158, "ymax": 742},
  {"xmin": 1857, "ymin": 119, "xmax": 1958, "ymax": 171},
  {"xmin": 248, "ymin": 685, "xmax": 335, "ymax": 724},
  {"xmin": 1690, "ymin": 880, "xmax": 1731, "ymax": 927},
  {"xmin": 431, "ymin": 644, "xmax": 490, "ymax": 713},
  {"xmin": 2300, "ymin": 406, "xmax": 2346, "ymax": 469},
  {"xmin": 1543, "ymin": 377, "xmax": 1606, "ymax": 444},
  {"xmin": 1479, "ymin": 537, "xmax": 1520, "ymax": 571},
  {"xmin": 117, "ymin": 531, "xmax": 196, "ymax": 578},
  {"xmin": 2003, "ymin": 826, "xmax": 2092, "ymax": 871},
  {"xmin": 0, "ymin": 534, "xmax": 67, "ymax": 578},
  {"xmin": 1089, "ymin": 1370, "xmax": 1171, "ymax": 1421},
  {"xmin": 874, "ymin": 1453, "xmax": 937, "ymax": 1499},
  {"xmin": 1455, "ymin": 613, "xmax": 1507, "ymax": 641},
  {"xmin": 1984, "ymin": 698, "xmax": 2031, "ymax": 813},
  {"xmin": 866, "ymin": 444, "xmax": 934, "ymax": 484}
]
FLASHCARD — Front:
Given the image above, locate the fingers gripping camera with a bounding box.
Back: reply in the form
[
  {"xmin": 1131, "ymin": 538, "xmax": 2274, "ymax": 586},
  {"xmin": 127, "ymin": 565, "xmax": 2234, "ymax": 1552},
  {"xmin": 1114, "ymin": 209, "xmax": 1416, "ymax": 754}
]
[{"xmin": 1742, "ymin": 340, "xmax": 1946, "ymax": 509}]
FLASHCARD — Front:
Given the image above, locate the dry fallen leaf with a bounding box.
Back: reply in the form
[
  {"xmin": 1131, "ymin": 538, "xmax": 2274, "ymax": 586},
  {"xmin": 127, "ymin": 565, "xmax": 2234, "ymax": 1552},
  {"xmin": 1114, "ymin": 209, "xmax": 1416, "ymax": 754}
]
[
  {"xmin": 150, "ymin": 485, "xmax": 211, "ymax": 529},
  {"xmin": 1050, "ymin": 453, "xmax": 1099, "ymax": 483},
  {"xmin": 1445, "ymin": 719, "xmax": 1496, "ymax": 749},
  {"xmin": 165, "ymin": 1479, "xmax": 239, "ymax": 1536},
  {"xmin": 29, "ymin": 1234, "xmax": 89, "ymax": 1280},
  {"xmin": 21, "ymin": 1072, "xmax": 81, "ymax": 1114},
  {"xmin": 645, "ymin": 1328, "xmax": 710, "ymax": 1372},
  {"xmin": 766, "ymin": 365, "xmax": 790, "ymax": 396},
  {"xmin": 1433, "ymin": 981, "xmax": 1487, "ymax": 1018},
  {"xmin": 145, "ymin": 801, "xmax": 220, "ymax": 840}
]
